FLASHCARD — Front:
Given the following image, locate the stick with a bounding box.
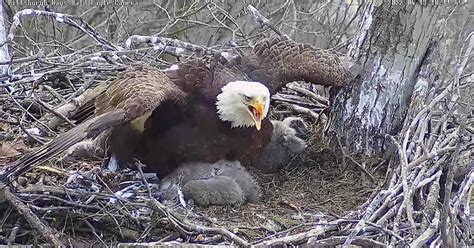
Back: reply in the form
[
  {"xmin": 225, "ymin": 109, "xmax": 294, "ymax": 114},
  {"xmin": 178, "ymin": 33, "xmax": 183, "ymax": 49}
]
[
  {"xmin": 247, "ymin": 5, "xmax": 284, "ymax": 37},
  {"xmin": 410, "ymin": 210, "xmax": 440, "ymax": 247},
  {"xmin": 254, "ymin": 223, "xmax": 335, "ymax": 246},
  {"xmin": 336, "ymin": 136, "xmax": 376, "ymax": 184},
  {"xmin": 387, "ymin": 135, "xmax": 416, "ymax": 229},
  {"xmin": 285, "ymin": 84, "xmax": 330, "ymax": 106},
  {"xmin": 136, "ymin": 162, "xmax": 250, "ymax": 247},
  {"xmin": 280, "ymin": 102, "xmax": 319, "ymax": 120},
  {"xmin": 124, "ymin": 35, "xmax": 220, "ymax": 57},
  {"xmin": 308, "ymin": 236, "xmax": 386, "ymax": 248},
  {"xmin": 8, "ymin": 9, "xmax": 118, "ymax": 51},
  {"xmin": 0, "ymin": 183, "xmax": 64, "ymax": 246},
  {"xmin": 440, "ymin": 124, "xmax": 463, "ymax": 247}
]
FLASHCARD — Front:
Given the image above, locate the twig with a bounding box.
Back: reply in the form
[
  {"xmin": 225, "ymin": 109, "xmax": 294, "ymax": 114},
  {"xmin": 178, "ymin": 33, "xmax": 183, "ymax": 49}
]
[
  {"xmin": 285, "ymin": 84, "xmax": 330, "ymax": 106},
  {"xmin": 0, "ymin": 183, "xmax": 64, "ymax": 246},
  {"xmin": 386, "ymin": 135, "xmax": 416, "ymax": 229},
  {"xmin": 410, "ymin": 210, "xmax": 440, "ymax": 247},
  {"xmin": 273, "ymin": 94, "xmax": 326, "ymax": 109},
  {"xmin": 440, "ymin": 122, "xmax": 464, "ymax": 247},
  {"xmin": 342, "ymin": 191, "xmax": 387, "ymax": 247},
  {"xmin": 84, "ymin": 219, "xmax": 108, "ymax": 246},
  {"xmin": 408, "ymin": 145, "xmax": 462, "ymax": 170},
  {"xmin": 6, "ymin": 220, "xmax": 20, "ymax": 245},
  {"xmin": 345, "ymin": 153, "xmax": 377, "ymax": 184},
  {"xmin": 308, "ymin": 236, "xmax": 386, "ymax": 248},
  {"xmin": 0, "ymin": 53, "xmax": 45, "ymax": 65},
  {"xmin": 280, "ymin": 102, "xmax": 319, "ymax": 120},
  {"xmin": 136, "ymin": 161, "xmax": 250, "ymax": 247},
  {"xmin": 8, "ymin": 9, "xmax": 118, "ymax": 51},
  {"xmin": 336, "ymin": 136, "xmax": 376, "ymax": 184},
  {"xmin": 420, "ymin": 171, "xmax": 441, "ymax": 233},
  {"xmin": 338, "ymin": 219, "xmax": 406, "ymax": 244},
  {"xmin": 247, "ymin": 5, "xmax": 284, "ymax": 37},
  {"xmin": 34, "ymin": 97, "xmax": 76, "ymax": 127},
  {"xmin": 117, "ymin": 241, "xmax": 236, "ymax": 247},
  {"xmin": 124, "ymin": 35, "xmax": 222, "ymax": 58}
]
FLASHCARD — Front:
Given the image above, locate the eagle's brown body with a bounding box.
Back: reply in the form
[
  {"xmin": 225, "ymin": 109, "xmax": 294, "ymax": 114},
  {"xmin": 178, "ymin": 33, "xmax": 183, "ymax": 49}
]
[
  {"xmin": 0, "ymin": 36, "xmax": 358, "ymax": 182},
  {"xmin": 136, "ymin": 100, "xmax": 273, "ymax": 176}
]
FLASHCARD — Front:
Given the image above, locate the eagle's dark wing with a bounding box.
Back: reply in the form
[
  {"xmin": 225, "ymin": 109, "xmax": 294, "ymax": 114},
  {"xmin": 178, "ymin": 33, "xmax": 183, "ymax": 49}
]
[
  {"xmin": 70, "ymin": 98, "xmax": 96, "ymax": 123},
  {"xmin": 165, "ymin": 56, "xmax": 251, "ymax": 102},
  {"xmin": 0, "ymin": 65, "xmax": 187, "ymax": 183},
  {"xmin": 70, "ymin": 83, "xmax": 108, "ymax": 124},
  {"xmin": 241, "ymin": 36, "xmax": 360, "ymax": 94}
]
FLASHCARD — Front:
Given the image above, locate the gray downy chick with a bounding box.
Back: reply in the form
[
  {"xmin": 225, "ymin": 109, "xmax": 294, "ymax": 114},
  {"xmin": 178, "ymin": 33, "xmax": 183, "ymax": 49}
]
[
  {"xmin": 258, "ymin": 117, "xmax": 307, "ymax": 173},
  {"xmin": 159, "ymin": 160, "xmax": 261, "ymax": 206},
  {"xmin": 182, "ymin": 176, "xmax": 244, "ymax": 207},
  {"xmin": 282, "ymin": 117, "xmax": 309, "ymax": 139}
]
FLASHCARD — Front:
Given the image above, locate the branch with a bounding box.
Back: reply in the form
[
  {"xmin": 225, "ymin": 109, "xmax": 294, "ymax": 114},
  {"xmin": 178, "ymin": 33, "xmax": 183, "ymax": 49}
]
[
  {"xmin": 124, "ymin": 35, "xmax": 223, "ymax": 58},
  {"xmin": 440, "ymin": 122, "xmax": 464, "ymax": 247},
  {"xmin": 308, "ymin": 236, "xmax": 386, "ymax": 248},
  {"xmin": 0, "ymin": 184, "xmax": 64, "ymax": 246},
  {"xmin": 254, "ymin": 223, "xmax": 334, "ymax": 246},
  {"xmin": 280, "ymin": 102, "xmax": 320, "ymax": 120},
  {"xmin": 43, "ymin": 83, "xmax": 104, "ymax": 130},
  {"xmin": 410, "ymin": 210, "xmax": 440, "ymax": 247},
  {"xmin": 137, "ymin": 162, "xmax": 250, "ymax": 246},
  {"xmin": 386, "ymin": 135, "xmax": 416, "ymax": 229},
  {"xmin": 8, "ymin": 9, "xmax": 118, "ymax": 51},
  {"xmin": 247, "ymin": 5, "xmax": 286, "ymax": 38},
  {"xmin": 285, "ymin": 84, "xmax": 330, "ymax": 106}
]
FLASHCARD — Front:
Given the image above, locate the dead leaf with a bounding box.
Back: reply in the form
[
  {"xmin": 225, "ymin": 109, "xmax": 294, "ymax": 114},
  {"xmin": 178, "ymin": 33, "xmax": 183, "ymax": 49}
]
[{"xmin": 0, "ymin": 140, "xmax": 28, "ymax": 158}]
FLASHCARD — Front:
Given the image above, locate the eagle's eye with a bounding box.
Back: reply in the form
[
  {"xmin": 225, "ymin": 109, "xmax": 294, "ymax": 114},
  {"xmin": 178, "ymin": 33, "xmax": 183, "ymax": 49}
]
[{"xmin": 243, "ymin": 95, "xmax": 252, "ymax": 102}]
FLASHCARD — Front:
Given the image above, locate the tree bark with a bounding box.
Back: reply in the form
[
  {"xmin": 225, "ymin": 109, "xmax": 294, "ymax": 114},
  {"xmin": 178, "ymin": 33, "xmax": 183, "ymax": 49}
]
[
  {"xmin": 329, "ymin": 3, "xmax": 453, "ymax": 155},
  {"xmin": 0, "ymin": 0, "xmax": 9, "ymax": 75}
]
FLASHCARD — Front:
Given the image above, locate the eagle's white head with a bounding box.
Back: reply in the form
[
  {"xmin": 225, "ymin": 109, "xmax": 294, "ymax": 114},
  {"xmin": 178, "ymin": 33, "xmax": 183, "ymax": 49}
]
[{"xmin": 216, "ymin": 81, "xmax": 270, "ymax": 130}]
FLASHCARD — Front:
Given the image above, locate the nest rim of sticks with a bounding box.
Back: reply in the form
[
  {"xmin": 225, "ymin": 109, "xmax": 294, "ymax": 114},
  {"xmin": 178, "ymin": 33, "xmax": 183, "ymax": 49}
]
[{"xmin": 0, "ymin": 133, "xmax": 385, "ymax": 246}]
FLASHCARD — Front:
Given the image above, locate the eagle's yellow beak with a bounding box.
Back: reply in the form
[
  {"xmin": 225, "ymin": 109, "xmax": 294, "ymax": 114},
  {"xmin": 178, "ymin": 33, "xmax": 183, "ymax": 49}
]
[{"xmin": 248, "ymin": 97, "xmax": 265, "ymax": 131}]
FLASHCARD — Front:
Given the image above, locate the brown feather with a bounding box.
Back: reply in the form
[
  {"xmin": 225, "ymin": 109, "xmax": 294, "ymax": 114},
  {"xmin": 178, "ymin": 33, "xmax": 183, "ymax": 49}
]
[
  {"xmin": 137, "ymin": 101, "xmax": 273, "ymax": 177},
  {"xmin": 166, "ymin": 56, "xmax": 250, "ymax": 103},
  {"xmin": 70, "ymin": 83, "xmax": 108, "ymax": 124},
  {"xmin": 71, "ymin": 97, "xmax": 98, "ymax": 123},
  {"xmin": 241, "ymin": 36, "xmax": 358, "ymax": 93},
  {"xmin": 1, "ymin": 65, "xmax": 187, "ymax": 183},
  {"xmin": 4, "ymin": 37, "xmax": 354, "ymax": 182}
]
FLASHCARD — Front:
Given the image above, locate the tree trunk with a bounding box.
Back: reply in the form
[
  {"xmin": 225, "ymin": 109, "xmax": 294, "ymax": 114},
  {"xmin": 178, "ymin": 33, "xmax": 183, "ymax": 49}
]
[
  {"xmin": 329, "ymin": 3, "xmax": 453, "ymax": 155},
  {"xmin": 0, "ymin": 0, "xmax": 9, "ymax": 75}
]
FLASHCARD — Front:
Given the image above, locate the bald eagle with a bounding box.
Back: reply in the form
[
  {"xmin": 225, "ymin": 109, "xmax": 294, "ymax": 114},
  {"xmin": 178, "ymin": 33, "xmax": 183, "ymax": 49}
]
[{"xmin": 0, "ymin": 36, "xmax": 358, "ymax": 182}]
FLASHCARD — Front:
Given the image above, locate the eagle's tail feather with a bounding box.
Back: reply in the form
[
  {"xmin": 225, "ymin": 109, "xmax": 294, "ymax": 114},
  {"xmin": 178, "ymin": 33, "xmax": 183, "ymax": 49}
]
[
  {"xmin": 71, "ymin": 98, "xmax": 96, "ymax": 124},
  {"xmin": 71, "ymin": 84, "xmax": 108, "ymax": 124},
  {"xmin": 0, "ymin": 126, "xmax": 88, "ymax": 184},
  {"xmin": 0, "ymin": 110, "xmax": 126, "ymax": 184},
  {"xmin": 86, "ymin": 110, "xmax": 125, "ymax": 136}
]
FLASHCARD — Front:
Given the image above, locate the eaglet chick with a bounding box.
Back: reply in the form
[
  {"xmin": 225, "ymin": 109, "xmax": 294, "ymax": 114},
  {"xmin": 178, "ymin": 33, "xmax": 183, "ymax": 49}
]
[
  {"xmin": 258, "ymin": 117, "xmax": 308, "ymax": 173},
  {"xmin": 159, "ymin": 160, "xmax": 261, "ymax": 207}
]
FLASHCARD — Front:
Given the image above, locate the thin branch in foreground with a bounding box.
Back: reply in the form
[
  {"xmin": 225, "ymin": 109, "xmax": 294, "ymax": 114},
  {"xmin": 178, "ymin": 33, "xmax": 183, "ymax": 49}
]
[
  {"xmin": 440, "ymin": 120, "xmax": 464, "ymax": 247},
  {"xmin": 135, "ymin": 161, "xmax": 250, "ymax": 247},
  {"xmin": 386, "ymin": 134, "xmax": 416, "ymax": 230},
  {"xmin": 0, "ymin": 184, "xmax": 64, "ymax": 246}
]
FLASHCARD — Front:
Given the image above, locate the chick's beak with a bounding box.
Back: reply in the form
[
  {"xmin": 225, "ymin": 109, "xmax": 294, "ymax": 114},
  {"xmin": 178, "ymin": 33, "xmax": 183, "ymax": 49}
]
[{"xmin": 248, "ymin": 97, "xmax": 265, "ymax": 131}]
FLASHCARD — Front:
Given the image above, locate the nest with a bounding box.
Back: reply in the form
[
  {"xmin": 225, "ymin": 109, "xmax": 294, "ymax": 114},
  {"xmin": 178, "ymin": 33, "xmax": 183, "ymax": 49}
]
[{"xmin": 0, "ymin": 6, "xmax": 472, "ymax": 247}]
